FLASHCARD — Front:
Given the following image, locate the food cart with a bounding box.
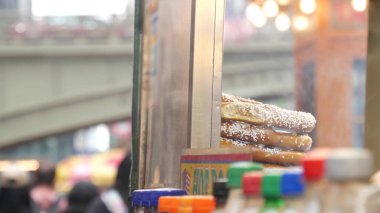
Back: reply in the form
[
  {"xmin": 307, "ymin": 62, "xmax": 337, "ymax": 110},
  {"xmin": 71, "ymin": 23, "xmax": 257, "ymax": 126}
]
[{"xmin": 131, "ymin": 0, "xmax": 380, "ymax": 197}]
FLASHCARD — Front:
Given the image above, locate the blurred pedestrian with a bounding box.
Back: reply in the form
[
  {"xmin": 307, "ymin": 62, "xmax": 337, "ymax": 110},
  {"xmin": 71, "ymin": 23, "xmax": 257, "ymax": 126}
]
[
  {"xmin": 86, "ymin": 152, "xmax": 131, "ymax": 213},
  {"xmin": 65, "ymin": 181, "xmax": 99, "ymax": 213},
  {"xmin": 0, "ymin": 162, "xmax": 31, "ymax": 213},
  {"xmin": 30, "ymin": 161, "xmax": 63, "ymax": 213}
]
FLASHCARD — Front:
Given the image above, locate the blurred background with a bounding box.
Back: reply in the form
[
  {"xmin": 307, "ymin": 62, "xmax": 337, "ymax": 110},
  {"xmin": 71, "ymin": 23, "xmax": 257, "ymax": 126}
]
[
  {"xmin": 0, "ymin": 0, "xmax": 134, "ymax": 192},
  {"xmin": 0, "ymin": 0, "xmax": 368, "ymax": 191}
]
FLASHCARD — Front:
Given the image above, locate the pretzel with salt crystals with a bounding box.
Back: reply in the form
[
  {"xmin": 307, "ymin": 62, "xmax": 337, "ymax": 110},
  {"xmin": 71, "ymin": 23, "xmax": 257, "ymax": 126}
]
[
  {"xmin": 221, "ymin": 120, "xmax": 312, "ymax": 152},
  {"xmin": 221, "ymin": 100, "xmax": 316, "ymax": 133},
  {"xmin": 220, "ymin": 138, "xmax": 304, "ymax": 166}
]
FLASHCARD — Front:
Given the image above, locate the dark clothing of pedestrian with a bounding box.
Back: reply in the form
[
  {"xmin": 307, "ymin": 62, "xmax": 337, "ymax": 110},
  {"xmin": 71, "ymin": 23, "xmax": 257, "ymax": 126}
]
[{"xmin": 65, "ymin": 181, "xmax": 99, "ymax": 213}]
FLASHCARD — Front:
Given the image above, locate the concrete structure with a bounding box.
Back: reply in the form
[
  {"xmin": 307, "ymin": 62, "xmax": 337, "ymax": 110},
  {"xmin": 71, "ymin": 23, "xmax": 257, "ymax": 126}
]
[
  {"xmin": 0, "ymin": 43, "xmax": 134, "ymax": 147},
  {"xmin": 0, "ymin": 40, "xmax": 294, "ymax": 149}
]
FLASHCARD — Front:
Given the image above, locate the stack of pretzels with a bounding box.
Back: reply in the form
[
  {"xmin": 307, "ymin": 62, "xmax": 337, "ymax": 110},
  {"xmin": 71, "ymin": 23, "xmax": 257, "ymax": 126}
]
[{"xmin": 220, "ymin": 94, "xmax": 316, "ymax": 166}]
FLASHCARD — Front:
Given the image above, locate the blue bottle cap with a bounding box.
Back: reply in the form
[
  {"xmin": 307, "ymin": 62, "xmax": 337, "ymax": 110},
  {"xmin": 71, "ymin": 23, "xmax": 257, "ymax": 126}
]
[
  {"xmin": 150, "ymin": 188, "xmax": 187, "ymax": 207},
  {"xmin": 281, "ymin": 171, "xmax": 305, "ymax": 196},
  {"xmin": 132, "ymin": 188, "xmax": 187, "ymax": 207},
  {"xmin": 132, "ymin": 189, "xmax": 153, "ymax": 207},
  {"xmin": 131, "ymin": 190, "xmax": 143, "ymax": 207}
]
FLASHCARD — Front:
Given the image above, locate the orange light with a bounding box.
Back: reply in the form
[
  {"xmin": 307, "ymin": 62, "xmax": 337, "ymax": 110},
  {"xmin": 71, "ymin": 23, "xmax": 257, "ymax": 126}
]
[
  {"xmin": 300, "ymin": 0, "xmax": 317, "ymax": 14},
  {"xmin": 246, "ymin": 3, "xmax": 267, "ymax": 28},
  {"xmin": 275, "ymin": 13, "xmax": 291, "ymax": 32},
  {"xmin": 293, "ymin": 16, "xmax": 309, "ymax": 31},
  {"xmin": 352, "ymin": 0, "xmax": 367, "ymax": 12},
  {"xmin": 263, "ymin": 0, "xmax": 279, "ymax": 18},
  {"xmin": 0, "ymin": 160, "xmax": 40, "ymax": 171},
  {"xmin": 277, "ymin": 0, "xmax": 291, "ymax": 6}
]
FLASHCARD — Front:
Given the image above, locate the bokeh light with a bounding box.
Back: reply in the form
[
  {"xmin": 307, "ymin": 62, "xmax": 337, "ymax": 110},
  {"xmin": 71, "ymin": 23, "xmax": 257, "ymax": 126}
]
[
  {"xmin": 293, "ymin": 15, "xmax": 309, "ymax": 31},
  {"xmin": 246, "ymin": 3, "xmax": 268, "ymax": 28},
  {"xmin": 275, "ymin": 13, "xmax": 291, "ymax": 32},
  {"xmin": 352, "ymin": 0, "xmax": 367, "ymax": 12},
  {"xmin": 300, "ymin": 0, "xmax": 317, "ymax": 14},
  {"xmin": 263, "ymin": 0, "xmax": 280, "ymax": 18}
]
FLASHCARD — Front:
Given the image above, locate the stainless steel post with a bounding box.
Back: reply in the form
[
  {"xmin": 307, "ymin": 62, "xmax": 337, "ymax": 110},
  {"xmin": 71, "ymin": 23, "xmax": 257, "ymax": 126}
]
[{"xmin": 133, "ymin": 0, "xmax": 225, "ymax": 189}]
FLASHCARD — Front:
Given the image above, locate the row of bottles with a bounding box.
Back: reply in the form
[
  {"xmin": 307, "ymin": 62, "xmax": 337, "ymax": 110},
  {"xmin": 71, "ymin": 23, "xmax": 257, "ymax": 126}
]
[
  {"xmin": 132, "ymin": 148, "xmax": 380, "ymax": 213},
  {"xmin": 217, "ymin": 148, "xmax": 380, "ymax": 213}
]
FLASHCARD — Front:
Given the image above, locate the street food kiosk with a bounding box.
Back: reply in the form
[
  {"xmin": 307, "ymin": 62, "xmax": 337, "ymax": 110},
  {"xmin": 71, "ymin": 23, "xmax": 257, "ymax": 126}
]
[{"xmin": 131, "ymin": 0, "xmax": 380, "ymax": 196}]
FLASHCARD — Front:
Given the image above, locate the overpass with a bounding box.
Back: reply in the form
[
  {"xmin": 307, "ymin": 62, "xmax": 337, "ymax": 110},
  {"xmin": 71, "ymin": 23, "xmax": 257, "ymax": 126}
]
[{"xmin": 0, "ymin": 39, "xmax": 294, "ymax": 148}]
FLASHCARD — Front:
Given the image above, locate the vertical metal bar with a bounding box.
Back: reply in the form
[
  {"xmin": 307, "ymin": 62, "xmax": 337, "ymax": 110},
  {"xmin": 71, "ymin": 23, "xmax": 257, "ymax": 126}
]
[
  {"xmin": 189, "ymin": 0, "xmax": 225, "ymax": 148},
  {"xmin": 135, "ymin": 0, "xmax": 225, "ymax": 189},
  {"xmin": 142, "ymin": 0, "xmax": 194, "ymax": 188},
  {"xmin": 131, "ymin": 0, "xmax": 144, "ymax": 196},
  {"xmin": 211, "ymin": 0, "xmax": 225, "ymax": 148},
  {"xmin": 365, "ymin": 0, "xmax": 380, "ymax": 170}
]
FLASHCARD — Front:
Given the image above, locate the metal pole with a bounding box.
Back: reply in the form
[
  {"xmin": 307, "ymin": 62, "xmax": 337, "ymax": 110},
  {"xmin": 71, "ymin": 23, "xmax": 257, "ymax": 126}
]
[
  {"xmin": 133, "ymin": 0, "xmax": 225, "ymax": 189},
  {"xmin": 189, "ymin": 0, "xmax": 225, "ymax": 148},
  {"xmin": 365, "ymin": 0, "xmax": 380, "ymax": 170}
]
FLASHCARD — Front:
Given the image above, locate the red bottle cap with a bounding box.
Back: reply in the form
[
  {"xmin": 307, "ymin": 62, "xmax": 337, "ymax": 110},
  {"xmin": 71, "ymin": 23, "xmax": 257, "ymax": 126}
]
[
  {"xmin": 302, "ymin": 156, "xmax": 325, "ymax": 181},
  {"xmin": 242, "ymin": 171, "xmax": 262, "ymax": 196}
]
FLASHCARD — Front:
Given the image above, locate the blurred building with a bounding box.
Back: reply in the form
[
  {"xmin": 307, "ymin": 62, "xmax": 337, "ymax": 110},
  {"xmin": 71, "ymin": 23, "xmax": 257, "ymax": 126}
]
[{"xmin": 294, "ymin": 0, "xmax": 367, "ymax": 147}]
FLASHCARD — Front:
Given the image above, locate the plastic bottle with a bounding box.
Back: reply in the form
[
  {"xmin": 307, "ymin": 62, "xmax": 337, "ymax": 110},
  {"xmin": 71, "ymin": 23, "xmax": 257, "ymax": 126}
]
[
  {"xmin": 260, "ymin": 171, "xmax": 284, "ymax": 213},
  {"xmin": 224, "ymin": 162, "xmax": 263, "ymax": 213},
  {"xmin": 280, "ymin": 171, "xmax": 305, "ymax": 213},
  {"xmin": 241, "ymin": 171, "xmax": 263, "ymax": 213},
  {"xmin": 301, "ymin": 152, "xmax": 327, "ymax": 213},
  {"xmin": 192, "ymin": 196, "xmax": 216, "ymax": 213},
  {"xmin": 322, "ymin": 148, "xmax": 379, "ymax": 213},
  {"xmin": 212, "ymin": 178, "xmax": 229, "ymax": 213}
]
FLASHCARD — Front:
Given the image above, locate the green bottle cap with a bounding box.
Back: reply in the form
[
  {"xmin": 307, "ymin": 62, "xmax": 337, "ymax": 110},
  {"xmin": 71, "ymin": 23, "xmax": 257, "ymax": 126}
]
[
  {"xmin": 262, "ymin": 172, "xmax": 282, "ymax": 198},
  {"xmin": 227, "ymin": 162, "xmax": 263, "ymax": 189}
]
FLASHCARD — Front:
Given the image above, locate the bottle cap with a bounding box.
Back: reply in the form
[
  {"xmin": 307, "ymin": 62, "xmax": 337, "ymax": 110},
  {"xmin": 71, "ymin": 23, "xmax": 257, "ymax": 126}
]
[
  {"xmin": 302, "ymin": 156, "xmax": 325, "ymax": 181},
  {"xmin": 281, "ymin": 171, "xmax": 305, "ymax": 196},
  {"xmin": 167, "ymin": 196, "xmax": 181, "ymax": 213},
  {"xmin": 132, "ymin": 189, "xmax": 151, "ymax": 207},
  {"xmin": 132, "ymin": 188, "xmax": 186, "ymax": 207},
  {"xmin": 178, "ymin": 196, "xmax": 193, "ymax": 213},
  {"xmin": 212, "ymin": 178, "xmax": 229, "ymax": 206},
  {"xmin": 227, "ymin": 162, "xmax": 263, "ymax": 188},
  {"xmin": 158, "ymin": 196, "xmax": 171, "ymax": 212},
  {"xmin": 302, "ymin": 148, "xmax": 330, "ymax": 181},
  {"xmin": 192, "ymin": 196, "xmax": 216, "ymax": 213},
  {"xmin": 150, "ymin": 188, "xmax": 187, "ymax": 207},
  {"xmin": 131, "ymin": 190, "xmax": 141, "ymax": 207},
  {"xmin": 242, "ymin": 171, "xmax": 262, "ymax": 196},
  {"xmin": 262, "ymin": 172, "xmax": 282, "ymax": 198},
  {"xmin": 326, "ymin": 148, "xmax": 373, "ymax": 181}
]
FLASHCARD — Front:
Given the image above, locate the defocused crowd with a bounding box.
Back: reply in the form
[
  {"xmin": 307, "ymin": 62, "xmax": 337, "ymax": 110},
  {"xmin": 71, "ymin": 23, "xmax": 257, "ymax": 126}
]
[{"xmin": 0, "ymin": 152, "xmax": 131, "ymax": 213}]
